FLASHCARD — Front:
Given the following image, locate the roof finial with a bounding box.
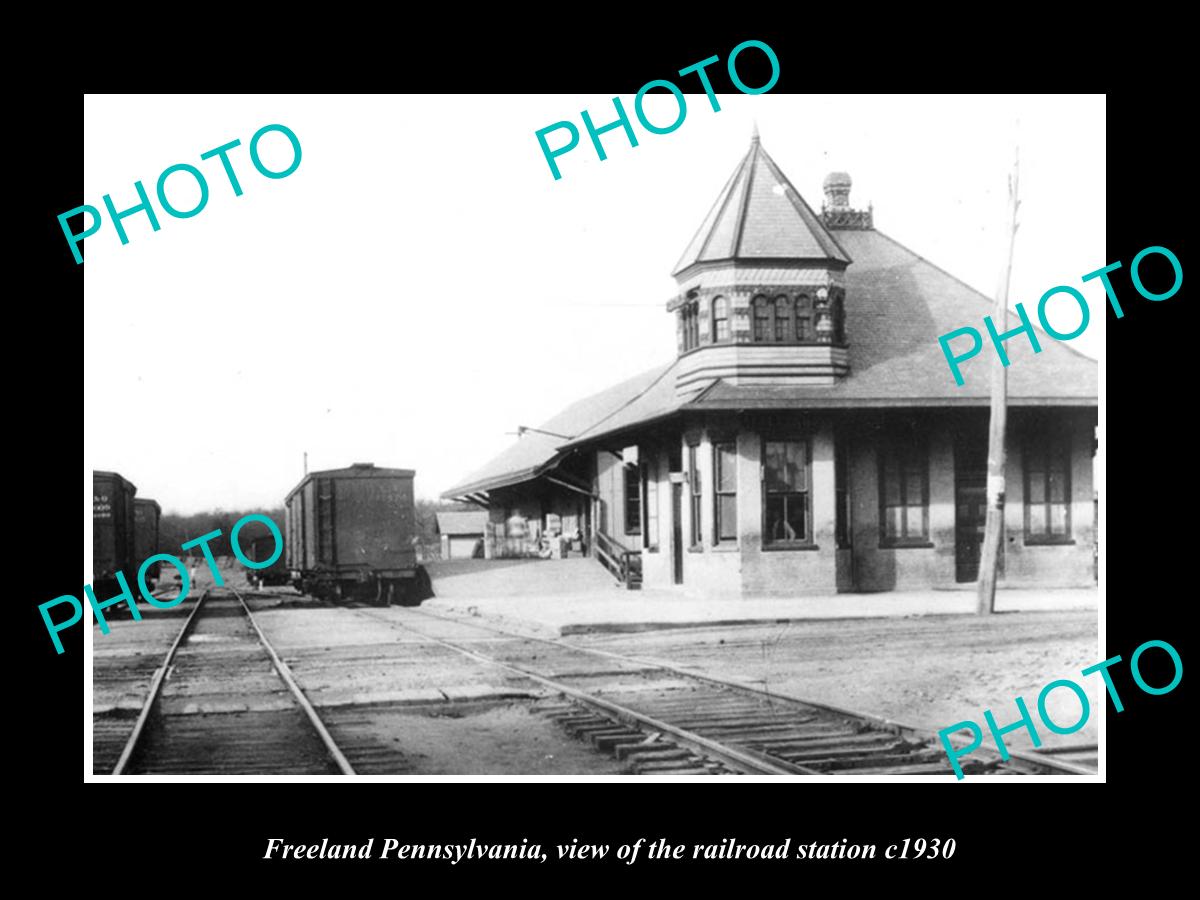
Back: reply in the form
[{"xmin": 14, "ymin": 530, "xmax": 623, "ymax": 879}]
[{"xmin": 750, "ymin": 122, "xmax": 760, "ymax": 145}]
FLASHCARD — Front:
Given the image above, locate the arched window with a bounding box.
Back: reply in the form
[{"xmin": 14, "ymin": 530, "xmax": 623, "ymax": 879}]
[
  {"xmin": 712, "ymin": 296, "xmax": 729, "ymax": 343},
  {"xmin": 752, "ymin": 295, "xmax": 771, "ymax": 342},
  {"xmin": 681, "ymin": 291, "xmax": 703, "ymax": 352},
  {"xmin": 774, "ymin": 295, "xmax": 792, "ymax": 342},
  {"xmin": 795, "ymin": 294, "xmax": 811, "ymax": 342}
]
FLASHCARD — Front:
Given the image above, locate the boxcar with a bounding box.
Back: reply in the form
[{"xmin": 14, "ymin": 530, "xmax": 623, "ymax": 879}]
[
  {"xmin": 133, "ymin": 498, "xmax": 162, "ymax": 585},
  {"xmin": 93, "ymin": 471, "xmax": 137, "ymax": 592},
  {"xmin": 284, "ymin": 463, "xmax": 429, "ymax": 605}
]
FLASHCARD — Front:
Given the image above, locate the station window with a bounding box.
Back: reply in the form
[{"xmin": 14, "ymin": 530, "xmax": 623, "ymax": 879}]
[
  {"xmin": 763, "ymin": 439, "xmax": 811, "ymax": 546},
  {"xmin": 753, "ymin": 296, "xmax": 771, "ymax": 342},
  {"xmin": 1025, "ymin": 432, "xmax": 1072, "ymax": 543},
  {"xmin": 879, "ymin": 436, "xmax": 929, "ymax": 546},
  {"xmin": 681, "ymin": 303, "xmax": 698, "ymax": 351},
  {"xmin": 681, "ymin": 291, "xmax": 703, "ymax": 351},
  {"xmin": 774, "ymin": 296, "xmax": 791, "ymax": 342},
  {"xmin": 713, "ymin": 442, "xmax": 738, "ymax": 544},
  {"xmin": 641, "ymin": 458, "xmax": 659, "ymax": 551},
  {"xmin": 746, "ymin": 293, "xmax": 829, "ymax": 344},
  {"xmin": 623, "ymin": 462, "xmax": 641, "ymax": 536},
  {"xmin": 795, "ymin": 294, "xmax": 811, "ymax": 341},
  {"xmin": 712, "ymin": 296, "xmax": 730, "ymax": 343}
]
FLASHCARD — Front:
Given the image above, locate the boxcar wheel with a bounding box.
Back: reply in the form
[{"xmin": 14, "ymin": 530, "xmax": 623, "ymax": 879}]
[{"xmin": 414, "ymin": 565, "xmax": 433, "ymax": 603}]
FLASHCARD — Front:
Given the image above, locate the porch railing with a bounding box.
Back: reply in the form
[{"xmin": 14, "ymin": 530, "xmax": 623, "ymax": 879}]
[{"xmin": 593, "ymin": 530, "xmax": 642, "ymax": 590}]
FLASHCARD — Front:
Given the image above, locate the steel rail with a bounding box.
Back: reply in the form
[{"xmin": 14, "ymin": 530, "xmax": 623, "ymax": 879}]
[
  {"xmin": 350, "ymin": 608, "xmax": 808, "ymax": 776},
  {"xmin": 398, "ymin": 605, "xmax": 1095, "ymax": 777},
  {"xmin": 229, "ymin": 586, "xmax": 356, "ymax": 776},
  {"xmin": 112, "ymin": 589, "xmax": 210, "ymax": 776}
]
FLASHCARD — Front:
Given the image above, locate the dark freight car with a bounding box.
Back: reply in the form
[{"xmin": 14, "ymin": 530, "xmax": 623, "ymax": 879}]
[
  {"xmin": 93, "ymin": 471, "xmax": 137, "ymax": 590},
  {"xmin": 133, "ymin": 498, "xmax": 162, "ymax": 585},
  {"xmin": 248, "ymin": 534, "xmax": 290, "ymax": 586},
  {"xmin": 284, "ymin": 463, "xmax": 429, "ymax": 605}
]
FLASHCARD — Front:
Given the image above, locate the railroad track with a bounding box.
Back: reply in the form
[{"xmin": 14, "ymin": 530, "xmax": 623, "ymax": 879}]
[
  {"xmin": 350, "ymin": 605, "xmax": 1095, "ymax": 777},
  {"xmin": 110, "ymin": 586, "xmax": 353, "ymax": 775}
]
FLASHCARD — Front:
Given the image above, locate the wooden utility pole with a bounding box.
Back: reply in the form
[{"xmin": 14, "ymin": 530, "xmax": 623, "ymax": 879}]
[{"xmin": 977, "ymin": 150, "xmax": 1020, "ymax": 615}]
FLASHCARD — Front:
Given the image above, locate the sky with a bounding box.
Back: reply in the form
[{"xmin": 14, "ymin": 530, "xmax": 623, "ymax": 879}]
[{"xmin": 83, "ymin": 94, "xmax": 1105, "ymax": 514}]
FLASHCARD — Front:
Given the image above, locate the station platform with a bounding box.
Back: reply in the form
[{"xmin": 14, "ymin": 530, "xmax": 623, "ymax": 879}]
[{"xmin": 424, "ymin": 558, "xmax": 1099, "ymax": 636}]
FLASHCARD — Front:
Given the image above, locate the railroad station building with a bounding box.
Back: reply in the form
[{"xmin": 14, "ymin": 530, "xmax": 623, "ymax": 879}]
[{"xmin": 444, "ymin": 136, "xmax": 1098, "ymax": 595}]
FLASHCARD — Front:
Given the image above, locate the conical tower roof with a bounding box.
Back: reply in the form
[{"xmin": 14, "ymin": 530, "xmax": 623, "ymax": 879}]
[{"xmin": 673, "ymin": 134, "xmax": 851, "ymax": 276}]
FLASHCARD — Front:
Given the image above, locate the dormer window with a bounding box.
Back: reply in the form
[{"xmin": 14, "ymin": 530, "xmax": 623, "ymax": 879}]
[
  {"xmin": 795, "ymin": 294, "xmax": 811, "ymax": 341},
  {"xmin": 681, "ymin": 298, "xmax": 701, "ymax": 351},
  {"xmin": 746, "ymin": 292, "xmax": 839, "ymax": 345},
  {"xmin": 774, "ymin": 296, "xmax": 791, "ymax": 341},
  {"xmin": 753, "ymin": 295, "xmax": 771, "ymax": 342},
  {"xmin": 712, "ymin": 296, "xmax": 730, "ymax": 343},
  {"xmin": 669, "ymin": 139, "xmax": 852, "ymax": 387}
]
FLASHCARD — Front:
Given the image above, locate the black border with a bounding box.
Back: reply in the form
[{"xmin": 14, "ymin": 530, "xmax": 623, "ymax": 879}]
[{"xmin": 21, "ymin": 24, "xmax": 1190, "ymax": 887}]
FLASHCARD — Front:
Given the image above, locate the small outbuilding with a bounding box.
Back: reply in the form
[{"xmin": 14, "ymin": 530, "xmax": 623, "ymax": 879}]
[{"xmin": 436, "ymin": 511, "xmax": 487, "ymax": 559}]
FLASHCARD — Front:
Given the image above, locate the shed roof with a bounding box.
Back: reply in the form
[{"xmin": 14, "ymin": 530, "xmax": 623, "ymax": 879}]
[{"xmin": 440, "ymin": 365, "xmax": 671, "ymax": 498}]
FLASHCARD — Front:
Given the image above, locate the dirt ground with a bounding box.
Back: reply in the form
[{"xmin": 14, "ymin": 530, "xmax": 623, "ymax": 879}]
[
  {"xmin": 97, "ymin": 558, "xmax": 1097, "ymax": 773},
  {"xmin": 328, "ymin": 701, "xmax": 626, "ymax": 775},
  {"xmin": 247, "ymin": 606, "xmax": 629, "ymax": 775},
  {"xmin": 576, "ymin": 610, "xmax": 1099, "ymax": 755}
]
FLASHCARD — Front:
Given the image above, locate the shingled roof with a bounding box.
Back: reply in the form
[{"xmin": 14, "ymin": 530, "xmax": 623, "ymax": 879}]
[
  {"xmin": 681, "ymin": 228, "xmax": 1099, "ymax": 411},
  {"xmin": 441, "ymin": 365, "xmax": 671, "ymax": 499},
  {"xmin": 673, "ymin": 134, "xmax": 850, "ymax": 276},
  {"xmin": 561, "ymin": 227, "xmax": 1098, "ymax": 449},
  {"xmin": 445, "ymin": 142, "xmax": 1098, "ymax": 490}
]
